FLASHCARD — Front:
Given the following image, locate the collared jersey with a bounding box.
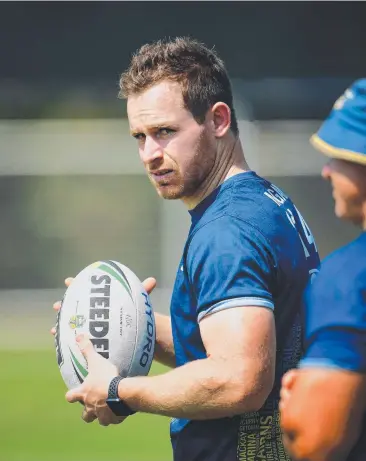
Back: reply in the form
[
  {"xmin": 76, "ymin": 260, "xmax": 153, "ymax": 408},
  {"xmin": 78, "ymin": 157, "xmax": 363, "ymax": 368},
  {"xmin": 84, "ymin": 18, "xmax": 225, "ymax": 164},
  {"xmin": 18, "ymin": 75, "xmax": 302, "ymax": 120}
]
[{"xmin": 169, "ymin": 172, "xmax": 320, "ymax": 461}]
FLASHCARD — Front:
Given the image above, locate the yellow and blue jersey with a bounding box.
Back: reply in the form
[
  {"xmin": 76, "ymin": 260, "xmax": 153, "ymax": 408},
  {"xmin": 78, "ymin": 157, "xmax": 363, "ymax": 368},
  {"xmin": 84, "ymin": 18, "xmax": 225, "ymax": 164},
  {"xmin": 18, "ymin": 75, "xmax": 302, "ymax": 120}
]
[{"xmin": 300, "ymin": 232, "xmax": 366, "ymax": 461}]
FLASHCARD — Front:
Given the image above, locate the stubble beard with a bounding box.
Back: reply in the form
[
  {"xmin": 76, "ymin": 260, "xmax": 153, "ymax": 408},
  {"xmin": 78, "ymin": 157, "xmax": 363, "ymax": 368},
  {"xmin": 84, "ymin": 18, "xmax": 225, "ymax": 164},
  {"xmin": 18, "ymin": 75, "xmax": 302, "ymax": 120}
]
[{"xmin": 151, "ymin": 133, "xmax": 216, "ymax": 202}]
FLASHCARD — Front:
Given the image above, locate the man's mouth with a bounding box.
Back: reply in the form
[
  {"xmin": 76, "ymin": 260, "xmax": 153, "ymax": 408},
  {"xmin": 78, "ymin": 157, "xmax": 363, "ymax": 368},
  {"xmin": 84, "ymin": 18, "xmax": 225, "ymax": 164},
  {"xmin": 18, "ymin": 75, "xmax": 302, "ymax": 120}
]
[{"xmin": 150, "ymin": 169, "xmax": 174, "ymax": 181}]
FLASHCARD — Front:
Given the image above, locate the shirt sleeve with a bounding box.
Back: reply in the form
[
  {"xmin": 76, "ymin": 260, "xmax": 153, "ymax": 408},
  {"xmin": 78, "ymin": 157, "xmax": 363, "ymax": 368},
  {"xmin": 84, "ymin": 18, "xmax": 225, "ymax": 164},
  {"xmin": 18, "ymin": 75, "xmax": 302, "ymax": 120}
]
[
  {"xmin": 186, "ymin": 215, "xmax": 278, "ymax": 322},
  {"xmin": 300, "ymin": 257, "xmax": 366, "ymax": 373}
]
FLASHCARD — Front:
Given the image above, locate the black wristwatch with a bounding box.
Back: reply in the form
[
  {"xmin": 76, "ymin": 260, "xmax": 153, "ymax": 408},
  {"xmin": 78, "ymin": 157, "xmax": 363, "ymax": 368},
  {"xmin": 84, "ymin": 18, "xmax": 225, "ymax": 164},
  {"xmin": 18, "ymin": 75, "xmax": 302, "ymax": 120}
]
[{"xmin": 106, "ymin": 376, "xmax": 136, "ymax": 416}]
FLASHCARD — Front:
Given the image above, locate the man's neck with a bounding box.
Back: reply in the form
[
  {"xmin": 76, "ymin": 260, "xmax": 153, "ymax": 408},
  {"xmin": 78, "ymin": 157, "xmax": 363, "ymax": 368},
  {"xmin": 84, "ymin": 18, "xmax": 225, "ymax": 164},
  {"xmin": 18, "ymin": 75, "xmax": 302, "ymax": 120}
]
[{"xmin": 182, "ymin": 136, "xmax": 250, "ymax": 210}]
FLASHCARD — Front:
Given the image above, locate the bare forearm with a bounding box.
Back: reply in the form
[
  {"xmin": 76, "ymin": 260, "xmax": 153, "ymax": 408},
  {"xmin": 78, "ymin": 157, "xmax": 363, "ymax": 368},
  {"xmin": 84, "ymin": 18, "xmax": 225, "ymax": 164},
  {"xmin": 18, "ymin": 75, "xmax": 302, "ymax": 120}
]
[
  {"xmin": 118, "ymin": 357, "xmax": 268, "ymax": 419},
  {"xmin": 153, "ymin": 312, "xmax": 176, "ymax": 368},
  {"xmin": 280, "ymin": 370, "xmax": 366, "ymax": 461}
]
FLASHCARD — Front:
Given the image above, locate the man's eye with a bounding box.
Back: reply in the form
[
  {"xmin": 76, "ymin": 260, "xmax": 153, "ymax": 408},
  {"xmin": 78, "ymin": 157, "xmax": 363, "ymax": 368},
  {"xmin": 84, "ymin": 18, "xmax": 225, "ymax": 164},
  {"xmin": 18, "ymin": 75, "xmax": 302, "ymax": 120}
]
[
  {"xmin": 133, "ymin": 133, "xmax": 145, "ymax": 141},
  {"xmin": 157, "ymin": 128, "xmax": 175, "ymax": 137}
]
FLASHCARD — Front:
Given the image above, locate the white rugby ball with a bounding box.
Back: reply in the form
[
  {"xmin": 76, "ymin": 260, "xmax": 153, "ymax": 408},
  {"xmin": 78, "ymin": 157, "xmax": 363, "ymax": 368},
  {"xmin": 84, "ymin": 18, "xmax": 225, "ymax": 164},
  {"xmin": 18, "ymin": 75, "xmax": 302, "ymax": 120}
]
[{"xmin": 54, "ymin": 260, "xmax": 155, "ymax": 389}]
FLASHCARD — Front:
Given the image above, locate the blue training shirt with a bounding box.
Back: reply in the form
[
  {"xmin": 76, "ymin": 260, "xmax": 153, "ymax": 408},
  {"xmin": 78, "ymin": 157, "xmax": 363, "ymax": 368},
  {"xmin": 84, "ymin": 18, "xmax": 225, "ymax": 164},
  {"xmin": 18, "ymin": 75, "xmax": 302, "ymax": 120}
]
[
  {"xmin": 300, "ymin": 232, "xmax": 366, "ymax": 461},
  {"xmin": 170, "ymin": 171, "xmax": 320, "ymax": 461}
]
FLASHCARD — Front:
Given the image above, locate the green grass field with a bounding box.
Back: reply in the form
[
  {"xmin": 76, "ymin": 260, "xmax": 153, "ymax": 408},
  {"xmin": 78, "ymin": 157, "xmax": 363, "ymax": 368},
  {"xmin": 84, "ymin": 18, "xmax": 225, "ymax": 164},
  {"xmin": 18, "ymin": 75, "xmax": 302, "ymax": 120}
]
[{"xmin": 0, "ymin": 350, "xmax": 172, "ymax": 461}]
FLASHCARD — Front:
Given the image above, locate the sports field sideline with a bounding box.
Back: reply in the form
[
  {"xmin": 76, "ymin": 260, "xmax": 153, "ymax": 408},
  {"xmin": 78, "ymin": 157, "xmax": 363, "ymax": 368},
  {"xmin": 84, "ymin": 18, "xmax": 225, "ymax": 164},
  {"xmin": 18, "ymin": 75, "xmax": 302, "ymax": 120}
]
[
  {"xmin": 1, "ymin": 350, "xmax": 172, "ymax": 461},
  {"xmin": 1, "ymin": 289, "xmax": 172, "ymax": 461}
]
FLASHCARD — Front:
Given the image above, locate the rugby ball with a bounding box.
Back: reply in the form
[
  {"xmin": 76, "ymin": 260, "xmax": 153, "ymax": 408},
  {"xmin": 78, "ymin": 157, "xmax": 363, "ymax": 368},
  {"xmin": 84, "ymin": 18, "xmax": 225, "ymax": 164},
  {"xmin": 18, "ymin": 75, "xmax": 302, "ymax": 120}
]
[{"xmin": 54, "ymin": 260, "xmax": 155, "ymax": 389}]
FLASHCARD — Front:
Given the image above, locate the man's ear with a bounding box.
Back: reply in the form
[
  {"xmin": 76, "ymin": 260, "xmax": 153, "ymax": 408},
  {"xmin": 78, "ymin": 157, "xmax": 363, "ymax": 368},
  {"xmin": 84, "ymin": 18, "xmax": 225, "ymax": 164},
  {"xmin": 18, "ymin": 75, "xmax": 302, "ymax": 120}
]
[{"xmin": 210, "ymin": 102, "xmax": 232, "ymax": 138}]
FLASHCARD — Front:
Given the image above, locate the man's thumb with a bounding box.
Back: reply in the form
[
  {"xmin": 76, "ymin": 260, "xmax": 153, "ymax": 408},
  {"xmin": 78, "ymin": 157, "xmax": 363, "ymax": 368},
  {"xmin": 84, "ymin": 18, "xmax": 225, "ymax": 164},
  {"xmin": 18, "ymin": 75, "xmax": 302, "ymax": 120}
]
[
  {"xmin": 142, "ymin": 277, "xmax": 157, "ymax": 294},
  {"xmin": 75, "ymin": 333, "xmax": 95, "ymax": 362}
]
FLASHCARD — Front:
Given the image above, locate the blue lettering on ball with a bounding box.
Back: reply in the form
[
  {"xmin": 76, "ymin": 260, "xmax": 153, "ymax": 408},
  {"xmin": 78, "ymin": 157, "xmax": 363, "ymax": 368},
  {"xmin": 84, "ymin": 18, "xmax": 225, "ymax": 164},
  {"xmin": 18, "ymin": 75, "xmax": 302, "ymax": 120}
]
[{"xmin": 139, "ymin": 292, "xmax": 155, "ymax": 367}]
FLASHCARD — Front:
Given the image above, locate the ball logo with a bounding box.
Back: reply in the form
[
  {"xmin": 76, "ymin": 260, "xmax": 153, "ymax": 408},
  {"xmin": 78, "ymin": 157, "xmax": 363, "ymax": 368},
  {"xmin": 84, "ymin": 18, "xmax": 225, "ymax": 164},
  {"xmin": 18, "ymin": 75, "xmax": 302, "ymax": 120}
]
[{"xmin": 69, "ymin": 315, "xmax": 86, "ymax": 330}]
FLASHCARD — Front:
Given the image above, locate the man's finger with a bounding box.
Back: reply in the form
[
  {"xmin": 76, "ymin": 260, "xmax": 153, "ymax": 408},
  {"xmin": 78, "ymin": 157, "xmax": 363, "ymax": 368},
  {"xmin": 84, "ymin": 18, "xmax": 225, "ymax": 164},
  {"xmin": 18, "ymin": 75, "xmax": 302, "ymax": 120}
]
[
  {"xmin": 82, "ymin": 407, "xmax": 97, "ymax": 423},
  {"xmin": 65, "ymin": 277, "xmax": 74, "ymax": 287},
  {"xmin": 50, "ymin": 327, "xmax": 56, "ymax": 336},
  {"xmin": 53, "ymin": 301, "xmax": 61, "ymax": 311},
  {"xmin": 75, "ymin": 334, "xmax": 96, "ymax": 363},
  {"xmin": 66, "ymin": 387, "xmax": 84, "ymax": 404},
  {"xmin": 142, "ymin": 277, "xmax": 157, "ymax": 295},
  {"xmin": 53, "ymin": 278, "xmax": 73, "ymax": 313},
  {"xmin": 98, "ymin": 412, "xmax": 120, "ymax": 427}
]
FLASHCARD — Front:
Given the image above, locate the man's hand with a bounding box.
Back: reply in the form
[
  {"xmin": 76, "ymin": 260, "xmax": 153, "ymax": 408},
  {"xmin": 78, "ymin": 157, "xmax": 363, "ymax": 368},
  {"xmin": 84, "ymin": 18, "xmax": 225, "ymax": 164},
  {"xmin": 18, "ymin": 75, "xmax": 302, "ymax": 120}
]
[{"xmin": 65, "ymin": 333, "xmax": 125, "ymax": 426}]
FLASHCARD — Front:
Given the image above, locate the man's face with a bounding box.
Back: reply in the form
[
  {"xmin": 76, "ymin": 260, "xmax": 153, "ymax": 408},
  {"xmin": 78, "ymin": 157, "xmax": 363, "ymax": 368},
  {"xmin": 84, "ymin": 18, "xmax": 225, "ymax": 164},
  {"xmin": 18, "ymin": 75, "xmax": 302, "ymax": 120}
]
[
  {"xmin": 127, "ymin": 80, "xmax": 216, "ymax": 201},
  {"xmin": 322, "ymin": 158, "xmax": 366, "ymax": 226}
]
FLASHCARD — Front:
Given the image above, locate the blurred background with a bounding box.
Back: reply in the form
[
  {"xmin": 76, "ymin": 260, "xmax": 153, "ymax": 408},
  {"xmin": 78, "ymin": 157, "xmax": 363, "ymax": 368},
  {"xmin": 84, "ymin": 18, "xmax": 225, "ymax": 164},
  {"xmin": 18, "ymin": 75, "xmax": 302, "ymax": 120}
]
[{"xmin": 0, "ymin": 1, "xmax": 365, "ymax": 460}]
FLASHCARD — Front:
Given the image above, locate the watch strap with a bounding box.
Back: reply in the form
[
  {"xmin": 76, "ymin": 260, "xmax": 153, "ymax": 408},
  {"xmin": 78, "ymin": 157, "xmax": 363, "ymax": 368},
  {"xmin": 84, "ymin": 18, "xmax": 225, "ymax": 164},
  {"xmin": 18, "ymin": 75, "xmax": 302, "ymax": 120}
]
[
  {"xmin": 106, "ymin": 376, "xmax": 136, "ymax": 416},
  {"xmin": 108, "ymin": 376, "xmax": 124, "ymax": 400}
]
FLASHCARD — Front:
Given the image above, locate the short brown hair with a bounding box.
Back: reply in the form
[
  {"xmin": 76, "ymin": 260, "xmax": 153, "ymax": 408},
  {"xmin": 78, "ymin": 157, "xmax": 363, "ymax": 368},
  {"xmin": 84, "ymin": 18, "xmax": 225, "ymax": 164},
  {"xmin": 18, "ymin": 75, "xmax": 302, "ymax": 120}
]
[{"xmin": 119, "ymin": 37, "xmax": 239, "ymax": 135}]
